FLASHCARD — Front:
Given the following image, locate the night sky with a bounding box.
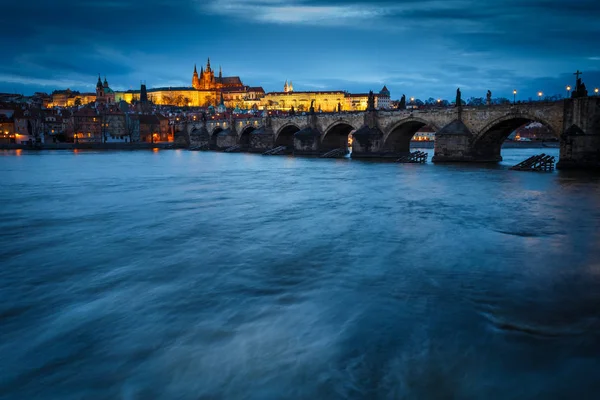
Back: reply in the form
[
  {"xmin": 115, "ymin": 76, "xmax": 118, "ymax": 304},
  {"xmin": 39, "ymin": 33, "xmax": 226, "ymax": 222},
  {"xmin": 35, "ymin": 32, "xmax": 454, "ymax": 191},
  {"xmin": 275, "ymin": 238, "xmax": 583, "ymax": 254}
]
[{"xmin": 2, "ymin": 0, "xmax": 599, "ymax": 100}]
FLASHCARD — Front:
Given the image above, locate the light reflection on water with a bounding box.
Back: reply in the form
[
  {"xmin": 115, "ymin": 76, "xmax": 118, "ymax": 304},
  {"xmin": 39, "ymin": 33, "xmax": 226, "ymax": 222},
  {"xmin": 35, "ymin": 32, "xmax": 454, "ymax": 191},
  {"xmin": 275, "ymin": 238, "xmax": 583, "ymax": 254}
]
[{"xmin": 0, "ymin": 148, "xmax": 599, "ymax": 399}]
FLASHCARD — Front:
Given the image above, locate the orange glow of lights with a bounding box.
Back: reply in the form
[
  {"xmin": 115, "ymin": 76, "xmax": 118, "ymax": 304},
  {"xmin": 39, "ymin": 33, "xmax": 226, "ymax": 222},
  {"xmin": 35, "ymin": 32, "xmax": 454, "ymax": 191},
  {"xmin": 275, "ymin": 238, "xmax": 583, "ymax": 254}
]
[
  {"xmin": 152, "ymin": 148, "xmax": 159, "ymax": 152},
  {"xmin": 15, "ymin": 149, "xmax": 22, "ymax": 156}
]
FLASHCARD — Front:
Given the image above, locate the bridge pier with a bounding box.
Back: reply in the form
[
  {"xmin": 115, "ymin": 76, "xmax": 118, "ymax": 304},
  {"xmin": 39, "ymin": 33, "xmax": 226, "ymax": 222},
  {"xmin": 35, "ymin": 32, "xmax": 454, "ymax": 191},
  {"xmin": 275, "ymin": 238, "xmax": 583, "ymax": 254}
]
[
  {"xmin": 215, "ymin": 129, "xmax": 237, "ymax": 150},
  {"xmin": 292, "ymin": 111, "xmax": 322, "ymax": 155},
  {"xmin": 557, "ymin": 127, "xmax": 600, "ymax": 169},
  {"xmin": 189, "ymin": 126, "xmax": 210, "ymax": 148},
  {"xmin": 293, "ymin": 127, "xmax": 321, "ymax": 155},
  {"xmin": 351, "ymin": 125, "xmax": 385, "ymax": 158},
  {"xmin": 174, "ymin": 123, "xmax": 190, "ymax": 148},
  {"xmin": 557, "ymin": 97, "xmax": 600, "ymax": 170},
  {"xmin": 247, "ymin": 129, "xmax": 272, "ymax": 152},
  {"xmin": 431, "ymin": 120, "xmax": 479, "ymax": 162}
]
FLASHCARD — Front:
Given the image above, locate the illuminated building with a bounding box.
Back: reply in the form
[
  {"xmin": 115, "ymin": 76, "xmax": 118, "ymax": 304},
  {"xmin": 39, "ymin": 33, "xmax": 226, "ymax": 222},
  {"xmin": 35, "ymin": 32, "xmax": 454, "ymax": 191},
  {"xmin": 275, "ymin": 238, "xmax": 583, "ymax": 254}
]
[
  {"xmin": 115, "ymin": 58, "xmax": 257, "ymax": 108},
  {"xmin": 72, "ymin": 107, "xmax": 102, "ymax": 142},
  {"xmin": 0, "ymin": 114, "xmax": 15, "ymax": 144},
  {"xmin": 46, "ymin": 60, "xmax": 392, "ymax": 112},
  {"xmin": 260, "ymin": 89, "xmax": 347, "ymax": 112},
  {"xmin": 259, "ymin": 83, "xmax": 392, "ymax": 112},
  {"xmin": 192, "ymin": 58, "xmax": 244, "ymax": 91},
  {"xmin": 48, "ymin": 89, "xmax": 96, "ymax": 108},
  {"xmin": 128, "ymin": 114, "xmax": 170, "ymax": 142}
]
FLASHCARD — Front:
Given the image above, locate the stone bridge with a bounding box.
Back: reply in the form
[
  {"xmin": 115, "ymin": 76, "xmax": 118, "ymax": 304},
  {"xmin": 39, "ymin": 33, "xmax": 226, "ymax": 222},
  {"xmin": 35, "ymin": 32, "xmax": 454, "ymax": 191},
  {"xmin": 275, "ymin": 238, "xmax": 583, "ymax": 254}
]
[{"xmin": 175, "ymin": 97, "xmax": 600, "ymax": 169}]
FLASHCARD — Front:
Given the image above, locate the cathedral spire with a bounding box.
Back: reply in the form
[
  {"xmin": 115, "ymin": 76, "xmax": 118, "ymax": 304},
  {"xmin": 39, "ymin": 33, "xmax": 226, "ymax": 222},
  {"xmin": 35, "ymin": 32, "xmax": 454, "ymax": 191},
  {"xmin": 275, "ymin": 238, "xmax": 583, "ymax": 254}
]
[
  {"xmin": 97, "ymin": 74, "xmax": 103, "ymax": 89},
  {"xmin": 207, "ymin": 57, "xmax": 211, "ymax": 70},
  {"xmin": 192, "ymin": 64, "xmax": 200, "ymax": 89},
  {"xmin": 219, "ymin": 65, "xmax": 222, "ymax": 79}
]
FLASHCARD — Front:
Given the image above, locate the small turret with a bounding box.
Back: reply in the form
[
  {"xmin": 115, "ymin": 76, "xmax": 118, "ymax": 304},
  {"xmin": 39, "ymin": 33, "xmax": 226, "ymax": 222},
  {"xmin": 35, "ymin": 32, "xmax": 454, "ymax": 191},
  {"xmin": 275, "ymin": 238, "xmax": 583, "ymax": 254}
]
[
  {"xmin": 219, "ymin": 65, "xmax": 222, "ymax": 79},
  {"xmin": 103, "ymin": 76, "xmax": 109, "ymax": 88},
  {"xmin": 284, "ymin": 80, "xmax": 289, "ymax": 92},
  {"xmin": 140, "ymin": 83, "xmax": 148, "ymax": 103},
  {"xmin": 96, "ymin": 74, "xmax": 103, "ymax": 89}
]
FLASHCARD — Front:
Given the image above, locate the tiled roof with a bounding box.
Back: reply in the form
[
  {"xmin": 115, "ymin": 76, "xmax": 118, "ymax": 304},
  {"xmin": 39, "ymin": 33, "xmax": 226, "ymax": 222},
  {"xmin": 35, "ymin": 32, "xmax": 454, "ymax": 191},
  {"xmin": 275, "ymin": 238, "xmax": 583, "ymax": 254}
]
[
  {"xmin": 137, "ymin": 115, "xmax": 161, "ymax": 124},
  {"xmin": 216, "ymin": 77, "xmax": 243, "ymax": 85},
  {"xmin": 73, "ymin": 107, "xmax": 97, "ymax": 117}
]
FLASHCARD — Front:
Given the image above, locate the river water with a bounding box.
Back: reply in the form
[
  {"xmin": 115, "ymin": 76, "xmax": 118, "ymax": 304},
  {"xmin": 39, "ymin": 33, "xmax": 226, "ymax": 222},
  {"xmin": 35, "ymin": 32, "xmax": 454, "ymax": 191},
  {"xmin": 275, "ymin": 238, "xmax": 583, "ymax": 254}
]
[{"xmin": 1, "ymin": 148, "xmax": 599, "ymax": 399}]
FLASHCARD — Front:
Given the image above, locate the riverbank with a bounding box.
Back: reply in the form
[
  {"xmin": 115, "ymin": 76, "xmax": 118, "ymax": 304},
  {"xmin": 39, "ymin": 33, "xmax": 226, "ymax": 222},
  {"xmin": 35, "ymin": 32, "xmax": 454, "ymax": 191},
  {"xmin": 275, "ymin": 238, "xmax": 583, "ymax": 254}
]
[{"xmin": 0, "ymin": 142, "xmax": 175, "ymax": 150}]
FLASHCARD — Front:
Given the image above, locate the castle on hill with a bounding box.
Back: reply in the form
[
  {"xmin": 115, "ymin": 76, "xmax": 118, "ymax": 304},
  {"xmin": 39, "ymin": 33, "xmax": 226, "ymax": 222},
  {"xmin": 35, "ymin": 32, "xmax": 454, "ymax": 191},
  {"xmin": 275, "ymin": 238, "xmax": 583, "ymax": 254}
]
[{"xmin": 47, "ymin": 58, "xmax": 391, "ymax": 111}]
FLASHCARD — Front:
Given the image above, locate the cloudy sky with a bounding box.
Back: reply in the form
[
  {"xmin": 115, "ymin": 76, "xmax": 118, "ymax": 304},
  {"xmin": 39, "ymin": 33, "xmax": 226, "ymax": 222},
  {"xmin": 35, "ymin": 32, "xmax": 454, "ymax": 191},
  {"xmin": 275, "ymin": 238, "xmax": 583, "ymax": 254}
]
[{"xmin": 1, "ymin": 0, "xmax": 599, "ymax": 100}]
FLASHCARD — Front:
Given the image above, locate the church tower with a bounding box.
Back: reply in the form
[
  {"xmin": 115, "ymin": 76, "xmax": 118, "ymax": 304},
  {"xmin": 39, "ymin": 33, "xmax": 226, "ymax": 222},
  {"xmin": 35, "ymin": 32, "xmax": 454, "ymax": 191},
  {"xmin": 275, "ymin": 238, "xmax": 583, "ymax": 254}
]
[
  {"xmin": 192, "ymin": 64, "xmax": 200, "ymax": 89},
  {"xmin": 284, "ymin": 80, "xmax": 293, "ymax": 93},
  {"xmin": 96, "ymin": 74, "xmax": 104, "ymax": 99}
]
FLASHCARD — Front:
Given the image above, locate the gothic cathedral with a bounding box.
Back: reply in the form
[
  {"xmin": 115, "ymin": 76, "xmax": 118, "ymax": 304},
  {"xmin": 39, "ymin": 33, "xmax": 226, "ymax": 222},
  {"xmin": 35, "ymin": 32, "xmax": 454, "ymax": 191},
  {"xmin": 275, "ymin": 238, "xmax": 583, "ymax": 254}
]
[{"xmin": 192, "ymin": 58, "xmax": 244, "ymax": 91}]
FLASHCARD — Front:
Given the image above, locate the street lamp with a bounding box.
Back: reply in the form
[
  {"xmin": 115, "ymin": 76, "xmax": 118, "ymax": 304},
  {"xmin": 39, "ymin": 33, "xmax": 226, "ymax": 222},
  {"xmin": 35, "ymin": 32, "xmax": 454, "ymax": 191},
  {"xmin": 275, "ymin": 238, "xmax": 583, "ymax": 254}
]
[
  {"xmin": 538, "ymin": 91, "xmax": 543, "ymax": 102},
  {"xmin": 513, "ymin": 89, "xmax": 517, "ymax": 104},
  {"xmin": 566, "ymin": 85, "xmax": 571, "ymax": 98},
  {"xmin": 595, "ymin": 88, "xmax": 599, "ymax": 96}
]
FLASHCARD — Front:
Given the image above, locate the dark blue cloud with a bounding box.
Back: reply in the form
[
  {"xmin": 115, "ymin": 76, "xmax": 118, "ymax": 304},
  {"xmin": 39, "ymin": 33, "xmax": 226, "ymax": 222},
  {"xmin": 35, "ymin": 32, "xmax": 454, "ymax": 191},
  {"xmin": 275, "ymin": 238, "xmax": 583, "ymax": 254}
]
[{"xmin": 1, "ymin": 0, "xmax": 599, "ymax": 100}]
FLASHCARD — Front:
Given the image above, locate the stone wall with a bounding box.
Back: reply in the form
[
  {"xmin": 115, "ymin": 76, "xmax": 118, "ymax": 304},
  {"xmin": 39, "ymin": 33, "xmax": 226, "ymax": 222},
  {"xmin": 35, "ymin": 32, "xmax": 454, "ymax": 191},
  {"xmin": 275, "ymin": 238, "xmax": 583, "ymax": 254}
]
[
  {"xmin": 215, "ymin": 130, "xmax": 238, "ymax": 149},
  {"xmin": 249, "ymin": 128, "xmax": 275, "ymax": 152}
]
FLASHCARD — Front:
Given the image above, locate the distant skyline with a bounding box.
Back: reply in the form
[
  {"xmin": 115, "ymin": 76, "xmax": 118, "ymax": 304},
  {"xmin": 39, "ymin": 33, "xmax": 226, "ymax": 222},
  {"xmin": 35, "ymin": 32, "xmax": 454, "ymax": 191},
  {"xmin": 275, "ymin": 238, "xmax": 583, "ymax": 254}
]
[{"xmin": 1, "ymin": 0, "xmax": 599, "ymax": 100}]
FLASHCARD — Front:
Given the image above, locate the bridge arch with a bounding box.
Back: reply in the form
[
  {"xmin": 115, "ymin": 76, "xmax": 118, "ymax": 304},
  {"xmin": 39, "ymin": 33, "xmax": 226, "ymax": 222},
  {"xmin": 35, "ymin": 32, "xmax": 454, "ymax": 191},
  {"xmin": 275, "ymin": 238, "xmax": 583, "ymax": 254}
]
[
  {"xmin": 238, "ymin": 125, "xmax": 256, "ymax": 148},
  {"xmin": 472, "ymin": 114, "xmax": 559, "ymax": 161},
  {"xmin": 210, "ymin": 126, "xmax": 224, "ymax": 147},
  {"xmin": 321, "ymin": 121, "xmax": 356, "ymax": 151},
  {"xmin": 383, "ymin": 117, "xmax": 439, "ymax": 153},
  {"xmin": 275, "ymin": 123, "xmax": 301, "ymax": 147}
]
